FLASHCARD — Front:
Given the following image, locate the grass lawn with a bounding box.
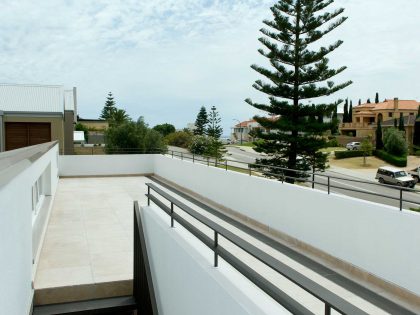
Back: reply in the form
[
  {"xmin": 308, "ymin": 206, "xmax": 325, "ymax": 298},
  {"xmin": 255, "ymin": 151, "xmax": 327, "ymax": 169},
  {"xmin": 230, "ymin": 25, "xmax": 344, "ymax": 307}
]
[
  {"xmin": 319, "ymin": 147, "xmax": 346, "ymax": 154},
  {"xmin": 235, "ymin": 142, "xmax": 255, "ymax": 147},
  {"xmin": 329, "ymin": 155, "xmax": 387, "ymax": 169}
]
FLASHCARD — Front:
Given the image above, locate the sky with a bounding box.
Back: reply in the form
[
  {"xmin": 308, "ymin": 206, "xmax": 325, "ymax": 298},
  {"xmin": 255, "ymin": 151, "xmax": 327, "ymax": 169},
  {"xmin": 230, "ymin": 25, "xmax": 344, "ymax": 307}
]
[{"xmin": 1, "ymin": 0, "xmax": 419, "ymax": 135}]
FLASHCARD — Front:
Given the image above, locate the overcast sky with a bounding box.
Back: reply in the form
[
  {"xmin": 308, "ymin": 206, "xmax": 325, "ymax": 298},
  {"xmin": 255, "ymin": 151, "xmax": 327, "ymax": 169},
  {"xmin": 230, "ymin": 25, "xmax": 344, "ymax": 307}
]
[{"xmin": 1, "ymin": 0, "xmax": 419, "ymax": 135}]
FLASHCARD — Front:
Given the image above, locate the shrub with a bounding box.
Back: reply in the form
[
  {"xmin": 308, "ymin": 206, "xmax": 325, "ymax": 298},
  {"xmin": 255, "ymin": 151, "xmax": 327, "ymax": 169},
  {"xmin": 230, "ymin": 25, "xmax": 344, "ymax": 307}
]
[
  {"xmin": 189, "ymin": 135, "xmax": 210, "ymax": 156},
  {"xmin": 165, "ymin": 131, "xmax": 193, "ymax": 148},
  {"xmin": 334, "ymin": 150, "xmax": 367, "ymax": 159},
  {"xmin": 326, "ymin": 138, "xmax": 339, "ymax": 147},
  {"xmin": 105, "ymin": 119, "xmax": 167, "ymax": 154},
  {"xmin": 383, "ymin": 128, "xmax": 407, "ymax": 156},
  {"xmin": 189, "ymin": 135, "xmax": 225, "ymax": 159},
  {"xmin": 373, "ymin": 150, "xmax": 407, "ymax": 167}
]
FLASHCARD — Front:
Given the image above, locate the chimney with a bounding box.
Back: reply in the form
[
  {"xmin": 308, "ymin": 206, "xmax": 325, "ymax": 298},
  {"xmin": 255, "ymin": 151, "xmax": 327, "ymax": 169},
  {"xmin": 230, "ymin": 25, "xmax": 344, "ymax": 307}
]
[{"xmin": 394, "ymin": 97, "xmax": 399, "ymax": 111}]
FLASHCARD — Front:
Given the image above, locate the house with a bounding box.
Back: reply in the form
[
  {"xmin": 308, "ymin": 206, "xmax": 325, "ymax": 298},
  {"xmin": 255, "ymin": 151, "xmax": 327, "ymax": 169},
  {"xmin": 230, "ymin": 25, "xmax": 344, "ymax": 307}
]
[
  {"xmin": 231, "ymin": 117, "xmax": 278, "ymax": 143},
  {"xmin": 0, "ymin": 84, "xmax": 77, "ymax": 154},
  {"xmin": 340, "ymin": 98, "xmax": 420, "ymax": 143}
]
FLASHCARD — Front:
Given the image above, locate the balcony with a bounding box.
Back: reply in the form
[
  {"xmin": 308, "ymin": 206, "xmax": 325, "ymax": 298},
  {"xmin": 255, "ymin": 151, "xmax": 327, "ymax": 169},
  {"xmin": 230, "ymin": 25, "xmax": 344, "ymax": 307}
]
[
  {"xmin": 340, "ymin": 122, "xmax": 371, "ymax": 129},
  {"xmin": 1, "ymin": 142, "xmax": 420, "ymax": 314}
]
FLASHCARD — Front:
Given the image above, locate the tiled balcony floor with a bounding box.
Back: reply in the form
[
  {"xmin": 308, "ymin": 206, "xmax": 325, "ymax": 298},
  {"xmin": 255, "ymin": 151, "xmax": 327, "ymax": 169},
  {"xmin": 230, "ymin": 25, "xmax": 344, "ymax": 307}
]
[{"xmin": 34, "ymin": 176, "xmax": 149, "ymax": 304}]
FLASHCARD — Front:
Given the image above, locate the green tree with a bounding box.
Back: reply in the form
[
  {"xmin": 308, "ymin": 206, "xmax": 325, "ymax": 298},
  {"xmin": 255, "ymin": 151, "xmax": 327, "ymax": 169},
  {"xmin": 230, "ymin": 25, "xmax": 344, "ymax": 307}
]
[
  {"xmin": 394, "ymin": 118, "xmax": 398, "ymax": 128},
  {"xmin": 375, "ymin": 92, "xmax": 379, "ymax": 104},
  {"xmin": 383, "ymin": 128, "xmax": 407, "ymax": 156},
  {"xmin": 330, "ymin": 102, "xmax": 338, "ymax": 134},
  {"xmin": 349, "ymin": 100, "xmax": 353, "ymax": 122},
  {"xmin": 206, "ymin": 106, "xmax": 223, "ymax": 139},
  {"xmin": 417, "ymin": 105, "xmax": 420, "ymax": 118},
  {"xmin": 343, "ymin": 99, "xmax": 349, "ymax": 123},
  {"xmin": 246, "ymin": 0, "xmax": 351, "ymax": 181},
  {"xmin": 375, "ymin": 119, "xmax": 384, "ymax": 150},
  {"xmin": 358, "ymin": 99, "xmax": 361, "ymax": 105},
  {"xmin": 109, "ymin": 109, "xmax": 130, "ymax": 126},
  {"xmin": 398, "ymin": 113, "xmax": 405, "ymax": 132},
  {"xmin": 367, "ymin": 98, "xmax": 371, "ymax": 103},
  {"xmin": 360, "ymin": 137, "xmax": 373, "ymax": 166},
  {"xmin": 165, "ymin": 131, "xmax": 193, "ymax": 148},
  {"xmin": 75, "ymin": 123, "xmax": 89, "ymax": 142},
  {"xmin": 100, "ymin": 92, "xmax": 117, "ymax": 120},
  {"xmin": 105, "ymin": 117, "xmax": 166, "ymax": 154},
  {"xmin": 153, "ymin": 123, "xmax": 176, "ymax": 137},
  {"xmin": 194, "ymin": 106, "xmax": 208, "ymax": 135}
]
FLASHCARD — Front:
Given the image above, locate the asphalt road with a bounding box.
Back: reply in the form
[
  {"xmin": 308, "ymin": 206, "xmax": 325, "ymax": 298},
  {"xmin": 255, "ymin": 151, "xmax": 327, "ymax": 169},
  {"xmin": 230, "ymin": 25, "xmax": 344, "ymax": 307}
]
[
  {"xmin": 226, "ymin": 146, "xmax": 420, "ymax": 210},
  {"xmin": 168, "ymin": 145, "xmax": 420, "ymax": 210}
]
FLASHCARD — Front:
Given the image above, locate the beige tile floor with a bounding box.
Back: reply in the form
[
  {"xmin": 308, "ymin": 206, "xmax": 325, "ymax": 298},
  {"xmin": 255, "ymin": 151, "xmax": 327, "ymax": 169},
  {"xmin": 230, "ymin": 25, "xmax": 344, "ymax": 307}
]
[{"xmin": 35, "ymin": 176, "xmax": 150, "ymax": 291}]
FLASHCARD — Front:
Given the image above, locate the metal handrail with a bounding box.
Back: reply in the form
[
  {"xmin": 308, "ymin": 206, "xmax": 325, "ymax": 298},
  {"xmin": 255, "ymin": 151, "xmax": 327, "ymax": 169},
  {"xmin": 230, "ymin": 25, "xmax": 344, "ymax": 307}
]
[
  {"xmin": 75, "ymin": 146, "xmax": 420, "ymax": 211},
  {"xmin": 146, "ymin": 182, "xmax": 369, "ymax": 315},
  {"xmin": 161, "ymin": 149, "xmax": 420, "ymax": 211}
]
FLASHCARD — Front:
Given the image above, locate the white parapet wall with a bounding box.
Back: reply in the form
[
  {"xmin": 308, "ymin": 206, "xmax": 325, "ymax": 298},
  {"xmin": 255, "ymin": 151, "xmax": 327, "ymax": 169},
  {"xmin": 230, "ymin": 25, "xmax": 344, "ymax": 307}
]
[
  {"xmin": 141, "ymin": 205, "xmax": 289, "ymax": 315},
  {"xmin": 0, "ymin": 142, "xmax": 59, "ymax": 315},
  {"xmin": 59, "ymin": 154, "xmax": 155, "ymax": 176},
  {"xmin": 154, "ymin": 155, "xmax": 420, "ymax": 297}
]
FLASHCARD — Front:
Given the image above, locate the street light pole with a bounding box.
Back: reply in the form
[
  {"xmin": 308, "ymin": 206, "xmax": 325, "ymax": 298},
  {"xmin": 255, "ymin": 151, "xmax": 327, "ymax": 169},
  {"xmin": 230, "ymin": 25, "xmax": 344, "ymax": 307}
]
[{"xmin": 233, "ymin": 119, "xmax": 243, "ymax": 145}]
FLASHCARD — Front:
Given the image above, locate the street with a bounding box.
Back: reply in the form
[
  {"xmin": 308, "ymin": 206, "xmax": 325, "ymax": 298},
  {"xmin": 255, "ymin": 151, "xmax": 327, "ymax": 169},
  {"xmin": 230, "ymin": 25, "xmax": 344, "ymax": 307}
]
[{"xmin": 167, "ymin": 145, "xmax": 420, "ymax": 210}]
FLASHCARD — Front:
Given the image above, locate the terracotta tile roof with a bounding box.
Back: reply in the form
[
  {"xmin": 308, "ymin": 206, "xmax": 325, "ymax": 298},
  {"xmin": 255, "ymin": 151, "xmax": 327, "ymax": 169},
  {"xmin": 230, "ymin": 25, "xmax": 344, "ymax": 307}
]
[
  {"xmin": 355, "ymin": 99, "xmax": 420, "ymax": 112},
  {"xmin": 235, "ymin": 116, "xmax": 279, "ymax": 127}
]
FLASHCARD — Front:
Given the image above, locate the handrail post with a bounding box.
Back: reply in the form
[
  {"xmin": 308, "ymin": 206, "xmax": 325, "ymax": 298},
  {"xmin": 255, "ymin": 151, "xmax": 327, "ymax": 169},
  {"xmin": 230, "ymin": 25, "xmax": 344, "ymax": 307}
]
[
  {"xmin": 225, "ymin": 160, "xmax": 227, "ymax": 171},
  {"xmin": 193, "ymin": 154, "xmax": 195, "ymax": 163},
  {"xmin": 171, "ymin": 151, "xmax": 174, "ymax": 158},
  {"xmin": 147, "ymin": 186, "xmax": 150, "ymax": 206},
  {"xmin": 207, "ymin": 156, "xmax": 210, "ymax": 166},
  {"xmin": 215, "ymin": 158, "xmax": 218, "ymax": 167},
  {"xmin": 400, "ymin": 189, "xmax": 403, "ymax": 211},
  {"xmin": 325, "ymin": 304, "xmax": 331, "ymax": 315},
  {"xmin": 171, "ymin": 202, "xmax": 174, "ymax": 227},
  {"xmin": 249, "ymin": 165, "xmax": 252, "ymax": 176},
  {"xmin": 312, "ymin": 172, "xmax": 315, "ymax": 189},
  {"xmin": 181, "ymin": 152, "xmax": 183, "ymax": 160},
  {"xmin": 327, "ymin": 176, "xmax": 330, "ymax": 194},
  {"xmin": 214, "ymin": 231, "xmax": 218, "ymax": 267}
]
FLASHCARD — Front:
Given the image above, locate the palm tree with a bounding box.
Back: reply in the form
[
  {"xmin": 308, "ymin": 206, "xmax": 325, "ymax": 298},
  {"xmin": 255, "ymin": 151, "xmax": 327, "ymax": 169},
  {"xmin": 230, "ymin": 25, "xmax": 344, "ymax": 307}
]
[{"xmin": 110, "ymin": 109, "xmax": 130, "ymax": 126}]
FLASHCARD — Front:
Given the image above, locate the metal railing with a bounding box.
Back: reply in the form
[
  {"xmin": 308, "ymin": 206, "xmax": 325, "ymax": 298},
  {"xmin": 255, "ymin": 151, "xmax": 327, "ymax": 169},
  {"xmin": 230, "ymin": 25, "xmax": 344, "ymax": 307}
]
[
  {"xmin": 161, "ymin": 149, "xmax": 420, "ymax": 212},
  {"xmin": 70, "ymin": 146, "xmax": 420, "ymax": 211},
  {"xmin": 146, "ymin": 182, "xmax": 369, "ymax": 315}
]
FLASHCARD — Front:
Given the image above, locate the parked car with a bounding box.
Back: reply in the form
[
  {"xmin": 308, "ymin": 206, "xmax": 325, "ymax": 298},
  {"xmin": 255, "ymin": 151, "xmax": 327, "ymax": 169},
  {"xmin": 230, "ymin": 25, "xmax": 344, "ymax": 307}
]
[
  {"xmin": 346, "ymin": 142, "xmax": 361, "ymax": 150},
  {"xmin": 375, "ymin": 166, "xmax": 416, "ymax": 188},
  {"xmin": 408, "ymin": 166, "xmax": 420, "ymax": 182}
]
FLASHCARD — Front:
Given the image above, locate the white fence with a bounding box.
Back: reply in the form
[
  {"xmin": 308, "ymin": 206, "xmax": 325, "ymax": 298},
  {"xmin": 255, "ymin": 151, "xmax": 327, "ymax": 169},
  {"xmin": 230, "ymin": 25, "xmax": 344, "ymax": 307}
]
[
  {"xmin": 0, "ymin": 143, "xmax": 59, "ymax": 315},
  {"xmin": 154, "ymin": 155, "xmax": 420, "ymax": 296}
]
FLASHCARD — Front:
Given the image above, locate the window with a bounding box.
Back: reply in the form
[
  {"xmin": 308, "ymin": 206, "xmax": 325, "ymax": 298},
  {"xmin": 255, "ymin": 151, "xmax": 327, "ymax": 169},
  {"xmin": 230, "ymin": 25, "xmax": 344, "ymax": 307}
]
[
  {"xmin": 388, "ymin": 112, "xmax": 393, "ymax": 118},
  {"xmin": 410, "ymin": 113, "xmax": 414, "ymax": 116},
  {"xmin": 32, "ymin": 175, "xmax": 44, "ymax": 214}
]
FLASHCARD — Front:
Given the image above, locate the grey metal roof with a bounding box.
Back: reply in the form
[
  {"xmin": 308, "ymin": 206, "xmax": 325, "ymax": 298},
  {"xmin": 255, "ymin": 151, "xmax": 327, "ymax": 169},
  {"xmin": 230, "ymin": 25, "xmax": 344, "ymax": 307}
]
[{"xmin": 0, "ymin": 83, "xmax": 65, "ymax": 113}]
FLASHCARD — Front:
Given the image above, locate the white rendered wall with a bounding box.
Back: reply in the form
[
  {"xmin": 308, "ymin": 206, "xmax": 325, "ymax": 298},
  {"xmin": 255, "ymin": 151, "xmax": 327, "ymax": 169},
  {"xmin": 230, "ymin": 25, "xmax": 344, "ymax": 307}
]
[
  {"xmin": 141, "ymin": 205, "xmax": 289, "ymax": 315},
  {"xmin": 154, "ymin": 155, "xmax": 420, "ymax": 296},
  {"xmin": 59, "ymin": 154, "xmax": 154, "ymax": 176},
  {"xmin": 0, "ymin": 144, "xmax": 59, "ymax": 315}
]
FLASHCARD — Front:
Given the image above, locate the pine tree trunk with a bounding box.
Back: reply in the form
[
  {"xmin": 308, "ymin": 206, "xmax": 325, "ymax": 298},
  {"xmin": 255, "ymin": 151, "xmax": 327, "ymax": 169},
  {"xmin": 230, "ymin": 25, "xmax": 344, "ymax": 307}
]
[{"xmin": 288, "ymin": 1, "xmax": 302, "ymax": 182}]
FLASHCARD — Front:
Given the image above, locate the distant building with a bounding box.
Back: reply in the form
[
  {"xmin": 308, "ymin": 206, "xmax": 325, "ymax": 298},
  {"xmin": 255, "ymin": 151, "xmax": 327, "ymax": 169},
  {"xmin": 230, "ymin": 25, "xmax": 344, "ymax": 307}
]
[
  {"xmin": 339, "ymin": 98, "xmax": 420, "ymax": 143},
  {"xmin": 231, "ymin": 117, "xmax": 278, "ymax": 143},
  {"xmin": 0, "ymin": 83, "xmax": 77, "ymax": 154}
]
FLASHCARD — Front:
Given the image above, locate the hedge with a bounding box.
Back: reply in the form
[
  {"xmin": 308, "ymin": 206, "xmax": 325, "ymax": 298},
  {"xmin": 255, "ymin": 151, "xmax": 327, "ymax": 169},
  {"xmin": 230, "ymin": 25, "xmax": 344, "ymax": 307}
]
[
  {"xmin": 373, "ymin": 150, "xmax": 407, "ymax": 167},
  {"xmin": 334, "ymin": 150, "xmax": 367, "ymax": 159}
]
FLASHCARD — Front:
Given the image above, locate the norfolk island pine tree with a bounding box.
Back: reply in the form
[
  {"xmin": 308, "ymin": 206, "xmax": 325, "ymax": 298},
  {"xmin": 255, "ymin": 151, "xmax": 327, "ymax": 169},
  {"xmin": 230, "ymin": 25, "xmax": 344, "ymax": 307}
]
[{"xmin": 245, "ymin": 0, "xmax": 352, "ymax": 182}]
